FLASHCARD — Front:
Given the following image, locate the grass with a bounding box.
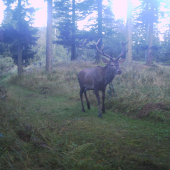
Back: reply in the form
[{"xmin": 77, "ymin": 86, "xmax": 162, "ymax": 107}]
[{"xmin": 0, "ymin": 61, "xmax": 170, "ymax": 169}]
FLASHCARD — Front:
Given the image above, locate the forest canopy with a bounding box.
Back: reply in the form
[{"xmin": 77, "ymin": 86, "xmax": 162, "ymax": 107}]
[{"xmin": 0, "ymin": 0, "xmax": 170, "ymax": 74}]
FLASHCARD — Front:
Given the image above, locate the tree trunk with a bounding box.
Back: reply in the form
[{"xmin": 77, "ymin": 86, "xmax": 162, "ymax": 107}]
[
  {"xmin": 17, "ymin": 0, "xmax": 23, "ymax": 75},
  {"xmin": 146, "ymin": 21, "xmax": 153, "ymax": 66},
  {"xmin": 18, "ymin": 42, "xmax": 23, "ymax": 75},
  {"xmin": 71, "ymin": 0, "xmax": 76, "ymax": 60},
  {"xmin": 146, "ymin": 3, "xmax": 154, "ymax": 66},
  {"xmin": 96, "ymin": 0, "xmax": 102, "ymax": 64},
  {"xmin": 46, "ymin": 0, "xmax": 52, "ymax": 73},
  {"xmin": 126, "ymin": 0, "xmax": 132, "ymax": 66},
  {"xmin": 145, "ymin": 23, "xmax": 149, "ymax": 62}
]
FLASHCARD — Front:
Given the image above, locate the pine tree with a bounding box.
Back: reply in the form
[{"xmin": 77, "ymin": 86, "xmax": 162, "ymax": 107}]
[
  {"xmin": 46, "ymin": 0, "xmax": 53, "ymax": 72},
  {"xmin": 126, "ymin": 0, "xmax": 132, "ymax": 66},
  {"xmin": 2, "ymin": 0, "xmax": 38, "ymax": 74},
  {"xmin": 54, "ymin": 0, "xmax": 77, "ymax": 60},
  {"xmin": 136, "ymin": 0, "xmax": 160, "ymax": 66}
]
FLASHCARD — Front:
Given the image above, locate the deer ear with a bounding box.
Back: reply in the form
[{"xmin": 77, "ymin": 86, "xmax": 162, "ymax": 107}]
[
  {"xmin": 102, "ymin": 57, "xmax": 109, "ymax": 64},
  {"xmin": 118, "ymin": 58, "xmax": 126, "ymax": 64}
]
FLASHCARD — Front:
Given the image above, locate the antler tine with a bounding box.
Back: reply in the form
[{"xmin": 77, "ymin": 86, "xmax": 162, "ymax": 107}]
[
  {"xmin": 121, "ymin": 41, "xmax": 129, "ymax": 46},
  {"xmin": 118, "ymin": 49, "xmax": 128, "ymax": 58},
  {"xmin": 95, "ymin": 39, "xmax": 111, "ymax": 59},
  {"xmin": 116, "ymin": 41, "xmax": 128, "ymax": 59}
]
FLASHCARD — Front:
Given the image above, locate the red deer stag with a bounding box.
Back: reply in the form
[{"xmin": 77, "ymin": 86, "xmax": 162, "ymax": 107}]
[{"xmin": 78, "ymin": 39, "xmax": 128, "ymax": 118}]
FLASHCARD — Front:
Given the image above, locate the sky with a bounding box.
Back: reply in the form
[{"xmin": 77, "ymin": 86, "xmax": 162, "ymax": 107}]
[
  {"xmin": 77, "ymin": 0, "xmax": 140, "ymax": 29},
  {"xmin": 0, "ymin": 0, "xmax": 5, "ymax": 24},
  {"xmin": 0, "ymin": 0, "xmax": 47, "ymax": 27},
  {"xmin": 0, "ymin": 0, "xmax": 140, "ymax": 28},
  {"xmin": 28, "ymin": 0, "xmax": 47, "ymax": 27},
  {"xmin": 0, "ymin": 0, "xmax": 169, "ymax": 34}
]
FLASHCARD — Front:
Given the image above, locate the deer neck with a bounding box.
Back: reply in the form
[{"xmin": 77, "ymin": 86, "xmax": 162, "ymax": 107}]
[{"xmin": 104, "ymin": 65, "xmax": 116, "ymax": 85}]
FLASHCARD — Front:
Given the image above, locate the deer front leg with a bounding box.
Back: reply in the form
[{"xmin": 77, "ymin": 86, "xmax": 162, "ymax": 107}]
[
  {"xmin": 80, "ymin": 88, "xmax": 85, "ymax": 112},
  {"xmin": 84, "ymin": 90, "xmax": 90, "ymax": 110},
  {"xmin": 102, "ymin": 90, "xmax": 105, "ymax": 114},
  {"xmin": 94, "ymin": 90, "xmax": 102, "ymax": 118}
]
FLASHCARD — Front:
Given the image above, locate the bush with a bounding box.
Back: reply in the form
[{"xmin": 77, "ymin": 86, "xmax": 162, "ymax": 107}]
[
  {"xmin": 0, "ymin": 56, "xmax": 15, "ymax": 77},
  {"xmin": 8, "ymin": 61, "xmax": 170, "ymax": 116}
]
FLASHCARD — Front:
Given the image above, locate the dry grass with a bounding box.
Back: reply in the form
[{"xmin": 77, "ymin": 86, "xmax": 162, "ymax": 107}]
[
  {"xmin": 8, "ymin": 61, "xmax": 170, "ymax": 115},
  {"xmin": 8, "ymin": 61, "xmax": 95, "ymax": 97},
  {"xmin": 105, "ymin": 63, "xmax": 170, "ymax": 114},
  {"xmin": 1, "ymin": 61, "xmax": 170, "ymax": 169}
]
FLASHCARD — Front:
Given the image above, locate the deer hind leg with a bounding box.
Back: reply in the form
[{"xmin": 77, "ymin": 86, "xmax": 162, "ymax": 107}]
[
  {"xmin": 102, "ymin": 90, "xmax": 105, "ymax": 114},
  {"xmin": 94, "ymin": 90, "xmax": 102, "ymax": 118},
  {"xmin": 80, "ymin": 88, "xmax": 85, "ymax": 112},
  {"xmin": 84, "ymin": 88, "xmax": 90, "ymax": 110}
]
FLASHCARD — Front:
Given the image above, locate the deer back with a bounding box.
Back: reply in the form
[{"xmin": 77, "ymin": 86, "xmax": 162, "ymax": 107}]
[
  {"xmin": 81, "ymin": 67, "xmax": 103, "ymax": 90},
  {"xmin": 79, "ymin": 59, "xmax": 122, "ymax": 91}
]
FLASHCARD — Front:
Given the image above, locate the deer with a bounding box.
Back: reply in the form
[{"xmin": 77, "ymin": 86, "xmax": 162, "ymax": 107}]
[{"xmin": 77, "ymin": 39, "xmax": 128, "ymax": 118}]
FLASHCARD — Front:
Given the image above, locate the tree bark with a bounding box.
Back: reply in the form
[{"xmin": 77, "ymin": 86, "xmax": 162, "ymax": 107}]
[
  {"xmin": 145, "ymin": 23, "xmax": 150, "ymax": 62},
  {"xmin": 46, "ymin": 0, "xmax": 52, "ymax": 73},
  {"xmin": 146, "ymin": 2, "xmax": 154, "ymax": 66},
  {"xmin": 146, "ymin": 21, "xmax": 153, "ymax": 66},
  {"xmin": 96, "ymin": 0, "xmax": 102, "ymax": 64},
  {"xmin": 126, "ymin": 0, "xmax": 132, "ymax": 66},
  {"xmin": 17, "ymin": 0, "xmax": 23, "ymax": 75},
  {"xmin": 71, "ymin": 0, "xmax": 76, "ymax": 60}
]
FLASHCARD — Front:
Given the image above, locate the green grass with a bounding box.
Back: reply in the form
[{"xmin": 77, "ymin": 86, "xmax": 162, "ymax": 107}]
[{"xmin": 1, "ymin": 62, "xmax": 170, "ymax": 169}]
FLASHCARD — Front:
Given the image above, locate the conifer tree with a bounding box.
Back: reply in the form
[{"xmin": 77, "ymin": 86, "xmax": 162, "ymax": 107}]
[
  {"xmin": 2, "ymin": 0, "xmax": 38, "ymax": 74},
  {"xmin": 46, "ymin": 0, "xmax": 53, "ymax": 72}
]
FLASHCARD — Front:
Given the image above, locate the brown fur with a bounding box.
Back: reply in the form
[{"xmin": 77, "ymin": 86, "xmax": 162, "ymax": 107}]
[
  {"xmin": 78, "ymin": 59, "xmax": 126, "ymax": 118},
  {"xmin": 78, "ymin": 40, "xmax": 128, "ymax": 118}
]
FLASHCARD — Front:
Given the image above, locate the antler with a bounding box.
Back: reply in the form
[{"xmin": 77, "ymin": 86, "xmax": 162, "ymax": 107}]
[
  {"xmin": 95, "ymin": 39, "xmax": 111, "ymax": 59},
  {"xmin": 116, "ymin": 41, "xmax": 128, "ymax": 60}
]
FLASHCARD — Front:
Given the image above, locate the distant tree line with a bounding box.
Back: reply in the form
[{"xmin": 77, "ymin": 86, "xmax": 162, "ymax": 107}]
[{"xmin": 0, "ymin": 0, "xmax": 170, "ymax": 74}]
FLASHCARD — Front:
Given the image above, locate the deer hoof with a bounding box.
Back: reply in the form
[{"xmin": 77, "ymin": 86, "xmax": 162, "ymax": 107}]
[
  {"xmin": 82, "ymin": 108, "xmax": 85, "ymax": 112},
  {"xmin": 98, "ymin": 114, "xmax": 102, "ymax": 118},
  {"xmin": 87, "ymin": 104, "xmax": 90, "ymax": 110},
  {"xmin": 102, "ymin": 109, "xmax": 105, "ymax": 114}
]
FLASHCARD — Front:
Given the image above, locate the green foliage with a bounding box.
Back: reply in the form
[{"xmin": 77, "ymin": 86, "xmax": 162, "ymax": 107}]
[
  {"xmin": 132, "ymin": 0, "xmax": 170, "ymax": 63},
  {"xmin": 53, "ymin": 0, "xmax": 123, "ymax": 61},
  {"xmin": 30, "ymin": 27, "xmax": 68, "ymax": 65},
  {"xmin": 1, "ymin": 62, "xmax": 170, "ymax": 169},
  {"xmin": 8, "ymin": 61, "xmax": 170, "ymax": 118},
  {"xmin": 148, "ymin": 110, "xmax": 170, "ymax": 123},
  {"xmin": 105, "ymin": 64, "xmax": 170, "ymax": 114},
  {"xmin": 136, "ymin": 0, "xmax": 160, "ymax": 25},
  {"xmin": 1, "ymin": 0, "xmax": 38, "ymax": 65},
  {"xmin": 0, "ymin": 56, "xmax": 15, "ymax": 76},
  {"xmin": 53, "ymin": 0, "xmax": 75, "ymax": 46},
  {"xmin": 158, "ymin": 28, "xmax": 170, "ymax": 64}
]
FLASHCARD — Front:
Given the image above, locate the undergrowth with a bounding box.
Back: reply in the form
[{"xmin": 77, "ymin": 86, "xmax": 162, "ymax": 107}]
[
  {"xmin": 8, "ymin": 61, "xmax": 170, "ymax": 117},
  {"xmin": 1, "ymin": 61, "xmax": 170, "ymax": 169},
  {"xmin": 105, "ymin": 64, "xmax": 170, "ymax": 114}
]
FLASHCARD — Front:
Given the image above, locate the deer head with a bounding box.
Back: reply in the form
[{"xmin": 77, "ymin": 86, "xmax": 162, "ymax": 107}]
[{"xmin": 96, "ymin": 39, "xmax": 128, "ymax": 75}]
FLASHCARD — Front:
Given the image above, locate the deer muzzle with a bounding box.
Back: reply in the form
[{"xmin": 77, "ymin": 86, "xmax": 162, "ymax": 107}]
[{"xmin": 117, "ymin": 70, "xmax": 122, "ymax": 75}]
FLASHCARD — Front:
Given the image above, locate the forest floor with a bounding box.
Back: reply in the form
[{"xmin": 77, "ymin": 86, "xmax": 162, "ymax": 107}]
[{"xmin": 1, "ymin": 62, "xmax": 170, "ymax": 170}]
